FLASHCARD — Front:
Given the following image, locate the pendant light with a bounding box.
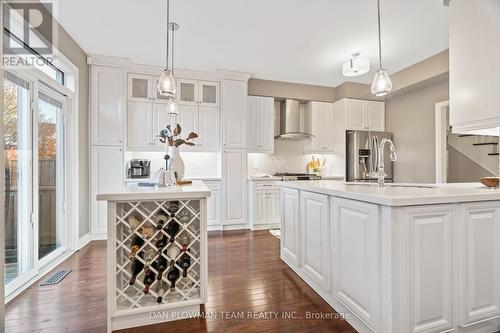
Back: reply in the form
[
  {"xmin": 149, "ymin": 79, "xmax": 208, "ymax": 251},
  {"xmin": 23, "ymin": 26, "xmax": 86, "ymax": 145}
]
[
  {"xmin": 157, "ymin": 0, "xmax": 177, "ymax": 98},
  {"xmin": 166, "ymin": 22, "xmax": 179, "ymax": 115},
  {"xmin": 371, "ymin": 0, "xmax": 392, "ymax": 97}
]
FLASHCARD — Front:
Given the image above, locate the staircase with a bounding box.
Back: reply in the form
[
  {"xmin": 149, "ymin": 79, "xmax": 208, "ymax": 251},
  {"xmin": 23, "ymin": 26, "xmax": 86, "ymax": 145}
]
[{"xmin": 448, "ymin": 133, "xmax": 499, "ymax": 176}]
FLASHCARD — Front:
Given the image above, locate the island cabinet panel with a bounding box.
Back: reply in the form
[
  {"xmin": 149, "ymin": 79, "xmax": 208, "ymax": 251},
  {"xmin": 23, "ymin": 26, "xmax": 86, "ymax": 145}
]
[
  {"xmin": 300, "ymin": 191, "xmax": 330, "ymax": 291},
  {"xmin": 400, "ymin": 205, "xmax": 454, "ymax": 333},
  {"xmin": 331, "ymin": 197, "xmax": 381, "ymax": 332},
  {"xmin": 280, "ymin": 187, "xmax": 300, "ymax": 267},
  {"xmin": 457, "ymin": 202, "xmax": 500, "ymax": 327}
]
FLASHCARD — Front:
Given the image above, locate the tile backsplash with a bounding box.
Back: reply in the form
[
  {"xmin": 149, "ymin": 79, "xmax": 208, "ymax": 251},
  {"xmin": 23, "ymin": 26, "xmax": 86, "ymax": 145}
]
[{"xmin": 247, "ymin": 140, "xmax": 344, "ymax": 177}]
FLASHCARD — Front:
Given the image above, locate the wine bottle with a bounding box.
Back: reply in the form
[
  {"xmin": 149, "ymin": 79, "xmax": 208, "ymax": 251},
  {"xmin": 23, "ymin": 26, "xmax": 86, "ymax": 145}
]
[
  {"xmin": 129, "ymin": 234, "xmax": 145, "ymax": 260},
  {"xmin": 127, "ymin": 215, "xmax": 141, "ymax": 232},
  {"xmin": 129, "ymin": 251, "xmax": 144, "ymax": 285},
  {"xmin": 165, "ymin": 243, "xmax": 180, "ymax": 267},
  {"xmin": 168, "ymin": 201, "xmax": 179, "ymax": 218},
  {"xmin": 155, "ymin": 233, "xmax": 169, "ymax": 253},
  {"xmin": 156, "ymin": 280, "xmax": 167, "ymax": 303},
  {"xmin": 143, "ymin": 248, "xmax": 156, "ymax": 271},
  {"xmin": 179, "ymin": 253, "xmax": 191, "ymax": 277},
  {"xmin": 164, "ymin": 220, "xmax": 180, "ymax": 243},
  {"xmin": 155, "ymin": 213, "xmax": 168, "ymax": 230},
  {"xmin": 143, "ymin": 262, "xmax": 157, "ymax": 294},
  {"xmin": 179, "ymin": 234, "xmax": 190, "ymax": 252},
  {"xmin": 155, "ymin": 255, "xmax": 168, "ymax": 281},
  {"xmin": 167, "ymin": 266, "xmax": 180, "ymax": 291},
  {"xmin": 178, "ymin": 211, "xmax": 191, "ymax": 224}
]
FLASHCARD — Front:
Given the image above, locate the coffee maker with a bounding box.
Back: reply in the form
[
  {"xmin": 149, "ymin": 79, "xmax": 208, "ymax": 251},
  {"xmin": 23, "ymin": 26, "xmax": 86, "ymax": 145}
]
[{"xmin": 128, "ymin": 159, "xmax": 151, "ymax": 178}]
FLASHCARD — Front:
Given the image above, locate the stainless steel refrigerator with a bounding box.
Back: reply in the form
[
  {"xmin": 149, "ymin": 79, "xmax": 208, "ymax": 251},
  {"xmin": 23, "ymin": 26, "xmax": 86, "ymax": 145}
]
[{"xmin": 346, "ymin": 130, "xmax": 394, "ymax": 182}]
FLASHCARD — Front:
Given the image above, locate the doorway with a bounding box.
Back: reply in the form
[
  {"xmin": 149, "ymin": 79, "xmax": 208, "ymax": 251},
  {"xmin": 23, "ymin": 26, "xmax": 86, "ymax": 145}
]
[{"xmin": 3, "ymin": 71, "xmax": 68, "ymax": 296}]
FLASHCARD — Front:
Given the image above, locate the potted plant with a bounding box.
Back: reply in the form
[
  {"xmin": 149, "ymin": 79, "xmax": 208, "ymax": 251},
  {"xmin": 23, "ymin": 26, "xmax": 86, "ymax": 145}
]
[{"xmin": 158, "ymin": 124, "xmax": 198, "ymax": 180}]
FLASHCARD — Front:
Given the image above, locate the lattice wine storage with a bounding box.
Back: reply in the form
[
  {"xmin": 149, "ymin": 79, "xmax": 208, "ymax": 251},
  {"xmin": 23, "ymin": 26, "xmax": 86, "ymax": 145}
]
[{"xmin": 113, "ymin": 199, "xmax": 202, "ymax": 312}]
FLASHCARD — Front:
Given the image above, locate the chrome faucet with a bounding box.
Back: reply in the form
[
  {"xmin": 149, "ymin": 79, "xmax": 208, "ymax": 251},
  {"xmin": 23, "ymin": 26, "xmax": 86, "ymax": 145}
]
[{"xmin": 377, "ymin": 138, "xmax": 397, "ymax": 187}]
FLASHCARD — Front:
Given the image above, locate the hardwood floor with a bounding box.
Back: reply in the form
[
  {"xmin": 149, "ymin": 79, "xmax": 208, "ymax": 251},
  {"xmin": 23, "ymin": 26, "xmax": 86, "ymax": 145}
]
[{"xmin": 5, "ymin": 231, "xmax": 356, "ymax": 333}]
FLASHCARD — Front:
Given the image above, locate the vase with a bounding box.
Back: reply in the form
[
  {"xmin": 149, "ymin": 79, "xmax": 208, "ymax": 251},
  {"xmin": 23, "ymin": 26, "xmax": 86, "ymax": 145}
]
[{"xmin": 167, "ymin": 146, "xmax": 185, "ymax": 180}]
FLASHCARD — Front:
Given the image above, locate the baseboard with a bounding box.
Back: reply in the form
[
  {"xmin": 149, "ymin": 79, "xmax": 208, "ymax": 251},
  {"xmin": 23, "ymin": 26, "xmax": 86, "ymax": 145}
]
[
  {"xmin": 250, "ymin": 223, "xmax": 280, "ymax": 231},
  {"xmin": 221, "ymin": 224, "xmax": 248, "ymax": 231},
  {"xmin": 90, "ymin": 233, "xmax": 107, "ymax": 241},
  {"xmin": 207, "ymin": 225, "xmax": 222, "ymax": 232},
  {"xmin": 78, "ymin": 233, "xmax": 91, "ymax": 250}
]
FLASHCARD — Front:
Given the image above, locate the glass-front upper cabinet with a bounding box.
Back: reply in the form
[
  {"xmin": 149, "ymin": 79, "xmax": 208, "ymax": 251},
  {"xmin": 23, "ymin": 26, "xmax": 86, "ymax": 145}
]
[
  {"xmin": 177, "ymin": 79, "xmax": 198, "ymax": 105},
  {"xmin": 177, "ymin": 79, "xmax": 219, "ymax": 106},
  {"xmin": 199, "ymin": 81, "xmax": 219, "ymax": 106},
  {"xmin": 128, "ymin": 73, "xmax": 170, "ymax": 104},
  {"xmin": 128, "ymin": 74, "xmax": 151, "ymax": 102}
]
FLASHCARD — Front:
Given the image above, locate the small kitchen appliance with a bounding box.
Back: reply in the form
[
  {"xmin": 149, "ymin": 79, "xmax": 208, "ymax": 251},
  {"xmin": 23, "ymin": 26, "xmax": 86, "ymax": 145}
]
[{"xmin": 128, "ymin": 159, "xmax": 151, "ymax": 179}]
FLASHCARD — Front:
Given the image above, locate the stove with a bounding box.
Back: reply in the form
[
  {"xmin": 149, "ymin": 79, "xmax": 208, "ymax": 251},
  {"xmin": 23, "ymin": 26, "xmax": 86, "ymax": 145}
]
[{"xmin": 273, "ymin": 172, "xmax": 322, "ymax": 181}]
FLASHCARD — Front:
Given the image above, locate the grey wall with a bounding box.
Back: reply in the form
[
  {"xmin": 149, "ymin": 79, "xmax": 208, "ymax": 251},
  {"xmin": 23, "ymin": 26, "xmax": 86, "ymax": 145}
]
[
  {"xmin": 447, "ymin": 146, "xmax": 495, "ymax": 182},
  {"xmin": 386, "ymin": 80, "xmax": 449, "ymax": 183},
  {"xmin": 54, "ymin": 27, "xmax": 90, "ymax": 237}
]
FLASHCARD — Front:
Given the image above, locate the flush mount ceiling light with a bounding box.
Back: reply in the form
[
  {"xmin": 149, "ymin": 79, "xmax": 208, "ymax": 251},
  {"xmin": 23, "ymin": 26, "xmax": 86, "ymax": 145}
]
[
  {"xmin": 371, "ymin": 0, "xmax": 393, "ymax": 97},
  {"xmin": 342, "ymin": 52, "xmax": 370, "ymax": 77},
  {"xmin": 157, "ymin": 0, "xmax": 177, "ymax": 99}
]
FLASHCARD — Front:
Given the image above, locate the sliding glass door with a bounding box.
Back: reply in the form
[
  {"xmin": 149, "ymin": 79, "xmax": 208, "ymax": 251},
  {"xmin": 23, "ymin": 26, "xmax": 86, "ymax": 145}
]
[
  {"xmin": 36, "ymin": 89, "xmax": 65, "ymax": 263},
  {"xmin": 3, "ymin": 72, "xmax": 34, "ymax": 287},
  {"xmin": 3, "ymin": 72, "xmax": 67, "ymax": 294}
]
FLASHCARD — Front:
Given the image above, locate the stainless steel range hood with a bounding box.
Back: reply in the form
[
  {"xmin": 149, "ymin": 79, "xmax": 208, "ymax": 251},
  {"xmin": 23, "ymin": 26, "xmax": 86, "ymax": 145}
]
[{"xmin": 275, "ymin": 99, "xmax": 314, "ymax": 140}]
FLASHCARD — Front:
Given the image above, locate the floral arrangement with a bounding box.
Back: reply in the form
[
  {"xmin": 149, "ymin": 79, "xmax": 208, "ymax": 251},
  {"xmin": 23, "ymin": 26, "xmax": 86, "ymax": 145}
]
[{"xmin": 158, "ymin": 124, "xmax": 198, "ymax": 147}]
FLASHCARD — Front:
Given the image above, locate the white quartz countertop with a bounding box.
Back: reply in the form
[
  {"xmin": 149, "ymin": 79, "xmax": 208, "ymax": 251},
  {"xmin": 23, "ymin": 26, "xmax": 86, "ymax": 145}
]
[
  {"xmin": 97, "ymin": 180, "xmax": 210, "ymax": 201},
  {"xmin": 280, "ymin": 180, "xmax": 500, "ymax": 206}
]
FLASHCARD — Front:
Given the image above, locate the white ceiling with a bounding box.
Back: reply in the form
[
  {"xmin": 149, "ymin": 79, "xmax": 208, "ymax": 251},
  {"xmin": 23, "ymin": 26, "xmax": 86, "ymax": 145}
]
[{"xmin": 56, "ymin": 0, "xmax": 449, "ymax": 87}]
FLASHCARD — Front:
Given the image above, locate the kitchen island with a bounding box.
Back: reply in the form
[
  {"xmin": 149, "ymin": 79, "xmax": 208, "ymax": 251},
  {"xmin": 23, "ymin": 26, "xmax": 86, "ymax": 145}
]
[
  {"xmin": 97, "ymin": 181, "xmax": 209, "ymax": 332},
  {"xmin": 280, "ymin": 180, "xmax": 500, "ymax": 333}
]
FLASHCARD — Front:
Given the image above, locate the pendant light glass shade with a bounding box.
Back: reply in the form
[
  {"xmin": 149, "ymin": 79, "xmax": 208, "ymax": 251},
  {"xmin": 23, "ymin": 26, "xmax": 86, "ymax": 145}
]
[
  {"xmin": 371, "ymin": 69, "xmax": 392, "ymax": 97},
  {"xmin": 157, "ymin": 69, "xmax": 177, "ymax": 98},
  {"xmin": 166, "ymin": 96, "xmax": 178, "ymax": 115}
]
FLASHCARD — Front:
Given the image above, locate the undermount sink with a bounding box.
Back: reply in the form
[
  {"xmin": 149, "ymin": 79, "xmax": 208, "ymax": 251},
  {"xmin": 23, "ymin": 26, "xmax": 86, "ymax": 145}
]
[{"xmin": 343, "ymin": 182, "xmax": 438, "ymax": 189}]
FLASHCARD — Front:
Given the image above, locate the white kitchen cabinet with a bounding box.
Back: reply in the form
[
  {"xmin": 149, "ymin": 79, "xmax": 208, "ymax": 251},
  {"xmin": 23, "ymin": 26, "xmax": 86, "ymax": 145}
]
[
  {"xmin": 343, "ymin": 98, "xmax": 385, "ymax": 132},
  {"xmin": 128, "ymin": 73, "xmax": 170, "ymax": 104},
  {"xmin": 204, "ymin": 180, "xmax": 222, "ymax": 230},
  {"xmin": 333, "ymin": 98, "xmax": 385, "ymax": 132},
  {"xmin": 90, "ymin": 146, "xmax": 124, "ymax": 237},
  {"xmin": 177, "ymin": 78, "xmax": 219, "ymax": 107},
  {"xmin": 197, "ymin": 106, "xmax": 220, "ymax": 151},
  {"xmin": 222, "ymin": 80, "xmax": 247, "ymax": 149},
  {"xmin": 332, "ymin": 197, "xmax": 380, "ymax": 331},
  {"xmin": 247, "ymin": 96, "xmax": 275, "ymax": 153},
  {"xmin": 90, "ymin": 66, "xmax": 124, "ymax": 146},
  {"xmin": 222, "ymin": 150, "xmax": 247, "ymax": 229},
  {"xmin": 301, "ymin": 191, "xmax": 330, "ymax": 291},
  {"xmin": 449, "ymin": 0, "xmax": 500, "ymax": 134},
  {"xmin": 304, "ymin": 101, "xmax": 335, "ymax": 153},
  {"xmin": 457, "ymin": 202, "xmax": 500, "ymax": 327},
  {"xmin": 127, "ymin": 101, "xmax": 156, "ymax": 150},
  {"xmin": 400, "ymin": 205, "xmax": 454, "ymax": 333},
  {"xmin": 280, "ymin": 187, "xmax": 300, "ymax": 267},
  {"xmin": 127, "ymin": 102, "xmax": 220, "ymax": 152},
  {"xmin": 248, "ymin": 181, "xmax": 280, "ymax": 230}
]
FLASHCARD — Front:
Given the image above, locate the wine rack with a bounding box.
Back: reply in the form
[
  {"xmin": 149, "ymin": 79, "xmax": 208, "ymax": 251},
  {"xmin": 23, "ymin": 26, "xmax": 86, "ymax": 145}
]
[{"xmin": 108, "ymin": 198, "xmax": 207, "ymax": 329}]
